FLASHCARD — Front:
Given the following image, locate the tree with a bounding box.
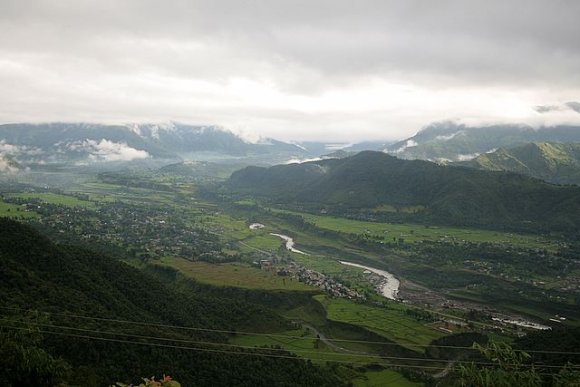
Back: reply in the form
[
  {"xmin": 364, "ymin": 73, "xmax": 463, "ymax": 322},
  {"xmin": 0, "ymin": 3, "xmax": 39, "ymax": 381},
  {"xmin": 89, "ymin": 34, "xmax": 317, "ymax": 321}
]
[
  {"xmin": 0, "ymin": 315, "xmax": 71, "ymax": 386},
  {"xmin": 452, "ymin": 341, "xmax": 541, "ymax": 387}
]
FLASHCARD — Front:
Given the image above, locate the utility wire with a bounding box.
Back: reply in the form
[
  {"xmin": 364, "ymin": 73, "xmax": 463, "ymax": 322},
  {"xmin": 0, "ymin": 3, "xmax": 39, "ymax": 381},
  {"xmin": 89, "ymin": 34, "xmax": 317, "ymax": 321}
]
[
  {"xmin": 1, "ymin": 306, "xmax": 579, "ymax": 355},
  {"xmin": 1, "ymin": 319, "xmax": 578, "ymax": 370},
  {"xmin": 2, "ymin": 324, "xmax": 568, "ymax": 376}
]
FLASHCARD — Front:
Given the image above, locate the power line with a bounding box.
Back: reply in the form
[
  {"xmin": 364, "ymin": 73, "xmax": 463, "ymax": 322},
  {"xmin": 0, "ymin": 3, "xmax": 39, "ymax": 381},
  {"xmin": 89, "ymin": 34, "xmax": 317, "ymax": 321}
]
[
  {"xmin": 0, "ymin": 324, "xmax": 445, "ymax": 371},
  {"xmin": 1, "ymin": 318, "xmax": 578, "ymax": 371},
  {"xmin": 2, "ymin": 306, "xmax": 578, "ymax": 356},
  {"xmin": 2, "ymin": 324, "xmax": 574, "ymax": 376}
]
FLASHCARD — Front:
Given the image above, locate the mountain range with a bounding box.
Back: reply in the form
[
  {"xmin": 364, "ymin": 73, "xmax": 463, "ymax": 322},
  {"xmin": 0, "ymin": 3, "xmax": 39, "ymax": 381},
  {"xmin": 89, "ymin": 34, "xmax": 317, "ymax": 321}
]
[
  {"xmin": 225, "ymin": 151, "xmax": 580, "ymax": 232},
  {"xmin": 0, "ymin": 122, "xmax": 325, "ymax": 169},
  {"xmin": 385, "ymin": 122, "xmax": 580, "ymax": 162},
  {"xmin": 3, "ymin": 121, "xmax": 580, "ymax": 178}
]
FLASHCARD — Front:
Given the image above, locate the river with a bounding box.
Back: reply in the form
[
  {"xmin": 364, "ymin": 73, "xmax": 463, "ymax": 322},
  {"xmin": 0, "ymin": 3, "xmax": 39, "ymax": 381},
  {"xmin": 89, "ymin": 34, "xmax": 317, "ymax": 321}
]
[
  {"xmin": 339, "ymin": 261, "xmax": 400, "ymax": 300},
  {"xmin": 269, "ymin": 233, "xmax": 308, "ymax": 255}
]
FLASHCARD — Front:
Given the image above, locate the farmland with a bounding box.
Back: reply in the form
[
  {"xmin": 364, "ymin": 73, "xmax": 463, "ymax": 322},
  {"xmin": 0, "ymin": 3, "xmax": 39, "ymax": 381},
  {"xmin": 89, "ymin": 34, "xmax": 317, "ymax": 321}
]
[
  {"xmin": 6, "ymin": 192, "xmax": 96, "ymax": 208},
  {"xmin": 315, "ymin": 295, "xmax": 445, "ymax": 352},
  {"xmin": 0, "ymin": 199, "xmax": 38, "ymax": 218},
  {"xmin": 160, "ymin": 257, "xmax": 314, "ymax": 291},
  {"xmin": 271, "ymin": 209, "xmax": 558, "ymax": 250}
]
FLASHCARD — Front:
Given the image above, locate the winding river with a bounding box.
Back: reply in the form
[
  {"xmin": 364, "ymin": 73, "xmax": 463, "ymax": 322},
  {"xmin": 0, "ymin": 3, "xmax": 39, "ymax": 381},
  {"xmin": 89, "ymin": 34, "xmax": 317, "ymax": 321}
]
[
  {"xmin": 339, "ymin": 261, "xmax": 400, "ymax": 300},
  {"xmin": 269, "ymin": 233, "xmax": 308, "ymax": 255},
  {"xmin": 268, "ymin": 233, "xmax": 399, "ymax": 299}
]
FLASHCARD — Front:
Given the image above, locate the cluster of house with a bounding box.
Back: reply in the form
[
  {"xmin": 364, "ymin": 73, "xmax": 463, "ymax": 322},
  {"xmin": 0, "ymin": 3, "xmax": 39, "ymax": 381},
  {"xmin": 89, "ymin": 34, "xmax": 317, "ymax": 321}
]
[
  {"xmin": 13, "ymin": 198, "xmax": 223, "ymax": 261},
  {"xmin": 279, "ymin": 263, "xmax": 365, "ymax": 301}
]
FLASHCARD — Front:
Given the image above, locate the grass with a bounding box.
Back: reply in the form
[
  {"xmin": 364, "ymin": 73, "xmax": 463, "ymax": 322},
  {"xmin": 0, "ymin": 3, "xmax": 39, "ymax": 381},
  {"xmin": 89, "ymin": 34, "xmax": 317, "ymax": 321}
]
[
  {"xmin": 353, "ymin": 369, "xmax": 423, "ymax": 387},
  {"xmin": 239, "ymin": 233, "xmax": 287, "ymax": 252},
  {"xmin": 231, "ymin": 327, "xmax": 376, "ymax": 365},
  {"xmin": 233, "ymin": 327, "xmax": 424, "ymax": 385},
  {"xmin": 0, "ymin": 200, "xmax": 39, "ymax": 218},
  {"xmin": 161, "ymin": 257, "xmax": 314, "ymax": 291},
  {"xmin": 272, "ymin": 209, "xmax": 556, "ymax": 250},
  {"xmin": 8, "ymin": 192, "xmax": 97, "ymax": 209},
  {"xmin": 315, "ymin": 295, "xmax": 445, "ymax": 352}
]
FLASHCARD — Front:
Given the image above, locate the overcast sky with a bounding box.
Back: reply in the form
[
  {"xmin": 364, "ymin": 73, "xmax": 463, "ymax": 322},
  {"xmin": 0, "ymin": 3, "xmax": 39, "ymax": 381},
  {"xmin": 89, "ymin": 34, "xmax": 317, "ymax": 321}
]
[{"xmin": 1, "ymin": 0, "xmax": 580, "ymax": 141}]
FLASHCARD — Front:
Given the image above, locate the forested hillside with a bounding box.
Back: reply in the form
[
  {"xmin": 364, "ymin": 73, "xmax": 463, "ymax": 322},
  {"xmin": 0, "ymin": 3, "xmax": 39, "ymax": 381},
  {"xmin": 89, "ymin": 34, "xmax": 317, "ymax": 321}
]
[
  {"xmin": 0, "ymin": 218, "xmax": 345, "ymax": 387},
  {"xmin": 226, "ymin": 151, "xmax": 580, "ymax": 233}
]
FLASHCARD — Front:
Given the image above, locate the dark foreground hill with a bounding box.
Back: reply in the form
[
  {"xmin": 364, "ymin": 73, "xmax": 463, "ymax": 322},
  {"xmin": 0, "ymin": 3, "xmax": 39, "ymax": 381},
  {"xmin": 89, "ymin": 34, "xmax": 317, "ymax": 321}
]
[
  {"xmin": 459, "ymin": 142, "xmax": 580, "ymax": 185},
  {"xmin": 225, "ymin": 151, "xmax": 580, "ymax": 233},
  {"xmin": 0, "ymin": 218, "xmax": 345, "ymax": 387}
]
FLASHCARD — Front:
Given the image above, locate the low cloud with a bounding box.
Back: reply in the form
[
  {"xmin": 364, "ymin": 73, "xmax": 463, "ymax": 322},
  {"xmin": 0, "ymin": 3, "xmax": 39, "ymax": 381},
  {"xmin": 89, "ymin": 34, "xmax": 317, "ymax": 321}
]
[
  {"xmin": 534, "ymin": 105, "xmax": 562, "ymax": 114},
  {"xmin": 456, "ymin": 153, "xmax": 480, "ymax": 161},
  {"xmin": 285, "ymin": 157, "xmax": 324, "ymax": 164},
  {"xmin": 0, "ymin": 140, "xmax": 43, "ymax": 156},
  {"xmin": 0, "ymin": 140, "xmax": 20, "ymax": 153},
  {"xmin": 69, "ymin": 139, "xmax": 149, "ymax": 162},
  {"xmin": 565, "ymin": 101, "xmax": 580, "ymax": 113},
  {"xmin": 392, "ymin": 139, "xmax": 418, "ymax": 154},
  {"xmin": 0, "ymin": 154, "xmax": 19, "ymax": 173},
  {"xmin": 535, "ymin": 102, "xmax": 580, "ymax": 114},
  {"xmin": 435, "ymin": 132, "xmax": 462, "ymax": 141}
]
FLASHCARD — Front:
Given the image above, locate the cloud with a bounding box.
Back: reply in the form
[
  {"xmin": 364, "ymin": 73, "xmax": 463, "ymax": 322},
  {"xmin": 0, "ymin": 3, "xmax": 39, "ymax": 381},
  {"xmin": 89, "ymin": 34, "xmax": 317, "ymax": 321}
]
[
  {"xmin": 534, "ymin": 105, "xmax": 562, "ymax": 114},
  {"xmin": 456, "ymin": 153, "xmax": 480, "ymax": 161},
  {"xmin": 393, "ymin": 139, "xmax": 418, "ymax": 153},
  {"xmin": 0, "ymin": 154, "xmax": 19, "ymax": 173},
  {"xmin": 0, "ymin": 1, "xmax": 580, "ymax": 141},
  {"xmin": 0, "ymin": 140, "xmax": 19, "ymax": 153},
  {"xmin": 285, "ymin": 157, "xmax": 324, "ymax": 164},
  {"xmin": 435, "ymin": 132, "xmax": 462, "ymax": 141},
  {"xmin": 0, "ymin": 140, "xmax": 43, "ymax": 156},
  {"xmin": 69, "ymin": 139, "xmax": 149, "ymax": 162},
  {"xmin": 565, "ymin": 101, "xmax": 580, "ymax": 113}
]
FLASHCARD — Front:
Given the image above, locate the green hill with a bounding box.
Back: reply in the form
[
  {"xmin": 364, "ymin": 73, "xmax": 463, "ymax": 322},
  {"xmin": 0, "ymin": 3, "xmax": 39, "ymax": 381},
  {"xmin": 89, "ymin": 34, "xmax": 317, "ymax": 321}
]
[
  {"xmin": 460, "ymin": 142, "xmax": 580, "ymax": 185},
  {"xmin": 225, "ymin": 151, "xmax": 580, "ymax": 232},
  {"xmin": 0, "ymin": 218, "xmax": 345, "ymax": 387}
]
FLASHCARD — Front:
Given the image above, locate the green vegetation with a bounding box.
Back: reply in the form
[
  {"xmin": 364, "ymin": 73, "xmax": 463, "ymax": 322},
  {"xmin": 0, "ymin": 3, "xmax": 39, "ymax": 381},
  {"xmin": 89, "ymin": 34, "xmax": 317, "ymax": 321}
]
[
  {"xmin": 161, "ymin": 257, "xmax": 314, "ymax": 291},
  {"xmin": 7, "ymin": 192, "xmax": 97, "ymax": 208},
  {"xmin": 353, "ymin": 369, "xmax": 422, "ymax": 387},
  {"xmin": 449, "ymin": 340, "xmax": 580, "ymax": 387},
  {"xmin": 315, "ymin": 296, "xmax": 445, "ymax": 352},
  {"xmin": 2, "ymin": 162, "xmax": 579, "ymax": 385},
  {"xmin": 273, "ymin": 208, "xmax": 555, "ymax": 249},
  {"xmin": 0, "ymin": 200, "xmax": 38, "ymax": 218},
  {"xmin": 462, "ymin": 142, "xmax": 580, "ymax": 185},
  {"xmin": 0, "ymin": 219, "xmax": 351, "ymax": 387},
  {"xmin": 225, "ymin": 151, "xmax": 580, "ymax": 233}
]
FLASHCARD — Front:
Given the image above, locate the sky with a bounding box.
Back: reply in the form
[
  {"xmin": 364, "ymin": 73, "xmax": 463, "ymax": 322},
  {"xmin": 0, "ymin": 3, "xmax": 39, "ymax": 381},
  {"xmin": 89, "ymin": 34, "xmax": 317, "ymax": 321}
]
[{"xmin": 1, "ymin": 0, "xmax": 580, "ymax": 142}]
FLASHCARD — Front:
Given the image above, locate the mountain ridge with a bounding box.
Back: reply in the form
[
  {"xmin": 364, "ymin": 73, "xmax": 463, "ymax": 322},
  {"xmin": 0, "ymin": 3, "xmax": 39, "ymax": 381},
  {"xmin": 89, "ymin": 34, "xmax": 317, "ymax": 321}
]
[
  {"xmin": 385, "ymin": 122, "xmax": 580, "ymax": 161},
  {"xmin": 457, "ymin": 142, "xmax": 580, "ymax": 185},
  {"xmin": 0, "ymin": 122, "xmax": 313, "ymax": 167},
  {"xmin": 225, "ymin": 151, "xmax": 580, "ymax": 232}
]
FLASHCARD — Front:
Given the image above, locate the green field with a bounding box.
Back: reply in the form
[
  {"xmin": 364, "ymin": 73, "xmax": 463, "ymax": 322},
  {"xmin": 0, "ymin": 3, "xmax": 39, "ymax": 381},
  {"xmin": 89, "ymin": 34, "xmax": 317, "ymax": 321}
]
[
  {"xmin": 7, "ymin": 192, "xmax": 97, "ymax": 208},
  {"xmin": 353, "ymin": 369, "xmax": 423, "ymax": 387},
  {"xmin": 273, "ymin": 209, "xmax": 556, "ymax": 250},
  {"xmin": 233, "ymin": 330, "xmax": 424, "ymax": 386},
  {"xmin": 161, "ymin": 257, "xmax": 315, "ymax": 291},
  {"xmin": 231, "ymin": 327, "xmax": 376, "ymax": 365},
  {"xmin": 0, "ymin": 200, "xmax": 38, "ymax": 218},
  {"xmin": 315, "ymin": 295, "xmax": 445, "ymax": 352}
]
